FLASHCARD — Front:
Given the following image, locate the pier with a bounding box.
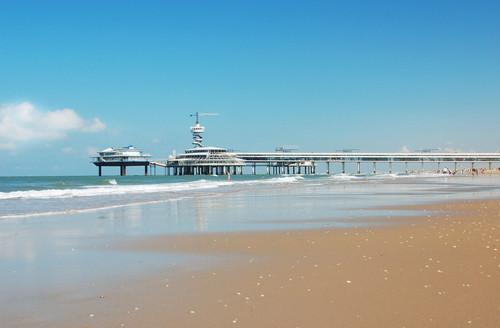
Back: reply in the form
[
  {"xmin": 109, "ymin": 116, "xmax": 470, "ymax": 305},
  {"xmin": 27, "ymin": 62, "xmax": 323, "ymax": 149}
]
[
  {"xmin": 94, "ymin": 115, "xmax": 500, "ymax": 176},
  {"xmin": 156, "ymin": 113, "xmax": 500, "ymax": 176},
  {"xmin": 157, "ymin": 151, "xmax": 500, "ymax": 176}
]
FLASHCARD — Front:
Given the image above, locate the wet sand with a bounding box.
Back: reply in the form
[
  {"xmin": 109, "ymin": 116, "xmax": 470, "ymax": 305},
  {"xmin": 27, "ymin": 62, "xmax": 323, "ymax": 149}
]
[{"xmin": 36, "ymin": 199, "xmax": 500, "ymax": 327}]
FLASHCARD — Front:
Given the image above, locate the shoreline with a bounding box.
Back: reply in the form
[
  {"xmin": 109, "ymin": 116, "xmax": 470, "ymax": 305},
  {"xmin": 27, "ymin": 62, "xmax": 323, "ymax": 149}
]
[{"xmin": 40, "ymin": 197, "xmax": 500, "ymax": 328}]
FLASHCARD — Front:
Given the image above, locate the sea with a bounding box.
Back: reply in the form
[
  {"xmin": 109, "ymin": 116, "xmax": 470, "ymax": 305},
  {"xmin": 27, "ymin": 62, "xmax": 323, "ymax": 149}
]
[{"xmin": 1, "ymin": 173, "xmax": 500, "ymax": 222}]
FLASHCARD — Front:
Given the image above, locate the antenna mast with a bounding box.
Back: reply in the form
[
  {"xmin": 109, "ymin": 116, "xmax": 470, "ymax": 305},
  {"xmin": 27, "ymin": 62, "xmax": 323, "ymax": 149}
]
[{"xmin": 189, "ymin": 112, "xmax": 219, "ymax": 148}]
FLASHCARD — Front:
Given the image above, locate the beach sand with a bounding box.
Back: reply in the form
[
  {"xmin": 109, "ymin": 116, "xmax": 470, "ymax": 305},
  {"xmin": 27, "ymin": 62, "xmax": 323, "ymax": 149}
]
[{"xmin": 43, "ymin": 199, "xmax": 500, "ymax": 327}]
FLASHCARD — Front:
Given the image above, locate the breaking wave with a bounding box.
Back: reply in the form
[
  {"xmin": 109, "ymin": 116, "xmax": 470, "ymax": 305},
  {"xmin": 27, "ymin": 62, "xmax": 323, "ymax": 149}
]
[
  {"xmin": 328, "ymin": 172, "xmax": 453, "ymax": 181},
  {"xmin": 0, "ymin": 176, "xmax": 304, "ymax": 200}
]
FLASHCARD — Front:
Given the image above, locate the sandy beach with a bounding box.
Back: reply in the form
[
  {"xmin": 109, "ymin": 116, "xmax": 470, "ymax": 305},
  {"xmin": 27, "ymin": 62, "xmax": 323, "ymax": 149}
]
[{"xmin": 38, "ymin": 197, "xmax": 497, "ymax": 328}]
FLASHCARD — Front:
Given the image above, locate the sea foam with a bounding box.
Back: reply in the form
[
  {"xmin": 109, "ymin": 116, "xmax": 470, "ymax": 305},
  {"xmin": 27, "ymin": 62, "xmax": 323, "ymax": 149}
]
[
  {"xmin": 0, "ymin": 176, "xmax": 303, "ymax": 200},
  {"xmin": 0, "ymin": 180, "xmax": 227, "ymax": 200}
]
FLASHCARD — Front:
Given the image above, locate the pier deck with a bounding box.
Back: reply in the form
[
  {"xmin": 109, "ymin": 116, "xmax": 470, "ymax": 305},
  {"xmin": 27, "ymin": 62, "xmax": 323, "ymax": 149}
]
[{"xmin": 150, "ymin": 152, "xmax": 500, "ymax": 176}]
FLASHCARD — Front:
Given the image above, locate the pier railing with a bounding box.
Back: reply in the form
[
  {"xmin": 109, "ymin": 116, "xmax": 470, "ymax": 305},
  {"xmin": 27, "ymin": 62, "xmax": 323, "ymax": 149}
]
[{"xmin": 234, "ymin": 152, "xmax": 500, "ymax": 163}]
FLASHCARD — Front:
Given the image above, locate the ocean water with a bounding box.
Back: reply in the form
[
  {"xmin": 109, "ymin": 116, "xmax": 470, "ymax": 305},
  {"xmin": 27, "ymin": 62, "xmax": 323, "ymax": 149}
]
[
  {"xmin": 1, "ymin": 173, "xmax": 500, "ymax": 326},
  {"xmin": 1, "ymin": 173, "xmax": 500, "ymax": 220}
]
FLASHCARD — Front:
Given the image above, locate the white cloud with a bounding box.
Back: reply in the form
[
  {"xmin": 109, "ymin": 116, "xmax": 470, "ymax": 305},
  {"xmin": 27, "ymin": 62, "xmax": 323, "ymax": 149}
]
[
  {"xmin": 400, "ymin": 145, "xmax": 411, "ymax": 153},
  {"xmin": 443, "ymin": 147, "xmax": 462, "ymax": 153},
  {"xmin": 0, "ymin": 141, "xmax": 15, "ymax": 150},
  {"xmin": 83, "ymin": 118, "xmax": 106, "ymax": 132},
  {"xmin": 442, "ymin": 141, "xmax": 462, "ymax": 153},
  {"xmin": 0, "ymin": 102, "xmax": 106, "ymax": 149}
]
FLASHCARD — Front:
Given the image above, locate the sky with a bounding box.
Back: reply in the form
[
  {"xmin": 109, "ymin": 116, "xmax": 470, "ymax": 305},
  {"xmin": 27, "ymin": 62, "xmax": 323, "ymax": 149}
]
[{"xmin": 1, "ymin": 0, "xmax": 499, "ymax": 176}]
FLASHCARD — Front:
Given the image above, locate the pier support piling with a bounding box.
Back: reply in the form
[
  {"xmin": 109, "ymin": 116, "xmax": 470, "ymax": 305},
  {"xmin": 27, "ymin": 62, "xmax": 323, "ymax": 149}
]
[{"xmin": 120, "ymin": 166, "xmax": 127, "ymax": 176}]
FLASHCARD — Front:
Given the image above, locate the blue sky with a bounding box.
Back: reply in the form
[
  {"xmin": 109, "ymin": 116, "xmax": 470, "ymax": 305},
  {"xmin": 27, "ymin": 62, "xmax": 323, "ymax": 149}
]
[{"xmin": 1, "ymin": 0, "xmax": 499, "ymax": 175}]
